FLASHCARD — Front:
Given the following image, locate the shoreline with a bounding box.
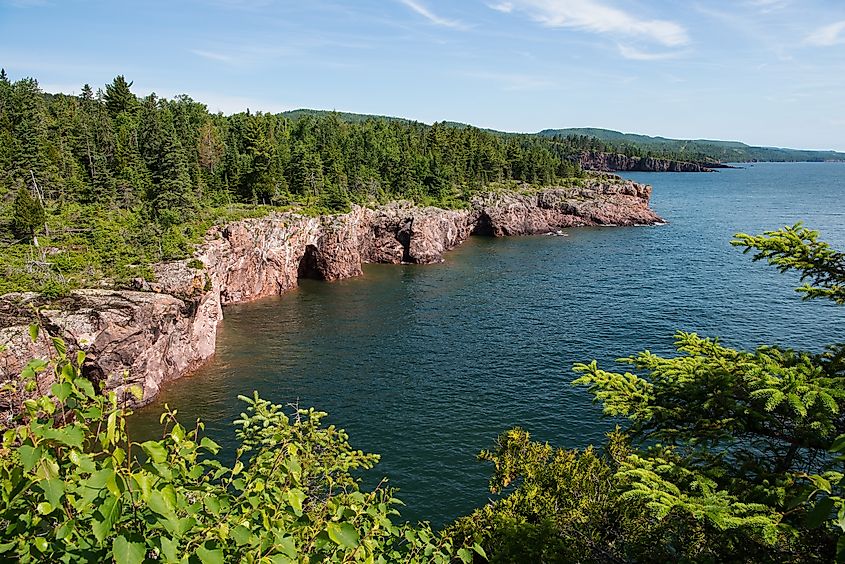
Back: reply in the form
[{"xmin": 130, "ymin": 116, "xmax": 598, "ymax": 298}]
[{"xmin": 0, "ymin": 177, "xmax": 663, "ymax": 412}]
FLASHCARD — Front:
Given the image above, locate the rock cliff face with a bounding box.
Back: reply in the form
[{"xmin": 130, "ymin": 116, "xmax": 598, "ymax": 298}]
[
  {"xmin": 579, "ymin": 151, "xmax": 713, "ymax": 173},
  {"xmin": 0, "ymin": 177, "xmax": 663, "ymax": 410}
]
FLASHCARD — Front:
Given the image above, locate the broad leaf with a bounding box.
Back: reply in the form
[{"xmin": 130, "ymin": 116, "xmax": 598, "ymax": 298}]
[
  {"xmin": 113, "ymin": 535, "xmax": 146, "ymax": 564},
  {"xmin": 326, "ymin": 522, "xmax": 359, "ymax": 549}
]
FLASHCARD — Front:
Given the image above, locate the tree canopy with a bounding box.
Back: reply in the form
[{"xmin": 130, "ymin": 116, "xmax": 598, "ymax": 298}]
[{"xmin": 0, "ymin": 73, "xmax": 586, "ymax": 295}]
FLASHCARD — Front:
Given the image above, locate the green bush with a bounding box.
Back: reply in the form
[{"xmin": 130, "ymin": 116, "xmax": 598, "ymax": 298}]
[{"xmin": 0, "ymin": 331, "xmax": 478, "ymax": 563}]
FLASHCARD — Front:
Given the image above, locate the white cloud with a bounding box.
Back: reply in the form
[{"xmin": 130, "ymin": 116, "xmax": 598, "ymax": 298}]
[
  {"xmin": 488, "ymin": 2, "xmax": 514, "ymax": 13},
  {"xmin": 399, "ymin": 0, "xmax": 467, "ymax": 29},
  {"xmin": 487, "ymin": 0, "xmax": 689, "ymax": 47},
  {"xmin": 806, "ymin": 20, "xmax": 845, "ymax": 46},
  {"xmin": 191, "ymin": 49, "xmax": 236, "ymax": 63},
  {"xmin": 617, "ymin": 44, "xmax": 684, "ymax": 61}
]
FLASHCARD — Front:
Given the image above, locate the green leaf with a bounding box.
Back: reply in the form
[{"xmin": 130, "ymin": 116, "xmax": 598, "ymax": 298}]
[
  {"xmin": 831, "ymin": 435, "xmax": 845, "ymax": 453},
  {"xmin": 42, "ymin": 425, "xmax": 84, "ymax": 449},
  {"xmin": 326, "ymin": 522, "xmax": 359, "ymax": 549},
  {"xmin": 288, "ymin": 488, "xmax": 305, "ymax": 516},
  {"xmin": 76, "ymin": 377, "xmax": 95, "ymax": 398},
  {"xmin": 231, "ymin": 525, "xmax": 252, "ymax": 546},
  {"xmin": 88, "ymin": 467, "xmax": 117, "ymax": 490},
  {"xmin": 93, "ymin": 494, "xmax": 122, "ymax": 543},
  {"xmin": 29, "ymin": 323, "xmax": 39, "ymax": 343},
  {"xmin": 148, "ymin": 489, "xmax": 177, "ymax": 519},
  {"xmin": 200, "ymin": 436, "xmax": 221, "ymax": 454},
  {"xmin": 33, "ymin": 537, "xmax": 48, "ymax": 552},
  {"xmin": 38, "ymin": 478, "xmax": 65, "ymax": 507},
  {"xmin": 69, "ymin": 450, "xmax": 97, "ymax": 473},
  {"xmin": 196, "ymin": 541, "xmax": 224, "ymax": 564},
  {"xmin": 807, "ymin": 496, "xmax": 836, "ymax": 529},
  {"xmin": 18, "ymin": 444, "xmax": 42, "ymax": 473},
  {"xmin": 133, "ymin": 472, "xmax": 153, "ymax": 502},
  {"xmin": 277, "ymin": 536, "xmax": 297, "ymax": 558},
  {"xmin": 106, "ymin": 410, "xmax": 117, "ymax": 446},
  {"xmin": 34, "ymin": 455, "xmax": 60, "ymax": 480},
  {"xmin": 158, "ymin": 536, "xmax": 179, "ymax": 562},
  {"xmin": 472, "ymin": 542, "xmax": 488, "ymax": 560},
  {"xmin": 113, "ymin": 535, "xmax": 146, "ymax": 564},
  {"xmin": 141, "ymin": 440, "xmax": 168, "ymax": 464},
  {"xmin": 458, "ymin": 547, "xmax": 473, "ymax": 563},
  {"xmin": 51, "ymin": 381, "xmax": 72, "ymax": 402},
  {"xmin": 51, "ymin": 336, "xmax": 67, "ymax": 357},
  {"xmin": 204, "ymin": 496, "xmax": 221, "ymax": 515}
]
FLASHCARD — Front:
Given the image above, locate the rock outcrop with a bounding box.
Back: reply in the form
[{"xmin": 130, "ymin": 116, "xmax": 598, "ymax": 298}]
[
  {"xmin": 0, "ymin": 177, "xmax": 663, "ymax": 410},
  {"xmin": 579, "ymin": 151, "xmax": 714, "ymax": 173}
]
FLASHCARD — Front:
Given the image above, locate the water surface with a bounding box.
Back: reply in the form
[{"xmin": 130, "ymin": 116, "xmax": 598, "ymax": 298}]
[{"xmin": 131, "ymin": 162, "xmax": 845, "ymax": 525}]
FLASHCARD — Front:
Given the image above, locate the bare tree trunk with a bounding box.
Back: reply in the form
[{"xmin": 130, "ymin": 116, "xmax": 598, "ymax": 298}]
[{"xmin": 30, "ymin": 169, "xmax": 49, "ymax": 237}]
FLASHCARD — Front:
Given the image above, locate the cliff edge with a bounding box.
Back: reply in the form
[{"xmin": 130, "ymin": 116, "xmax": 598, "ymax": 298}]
[{"xmin": 0, "ymin": 177, "xmax": 663, "ymax": 414}]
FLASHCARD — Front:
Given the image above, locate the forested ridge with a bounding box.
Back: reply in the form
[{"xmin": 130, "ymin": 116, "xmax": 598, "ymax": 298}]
[
  {"xmin": 0, "ymin": 72, "xmax": 583, "ymax": 295},
  {"xmin": 539, "ymin": 127, "xmax": 845, "ymax": 163}
]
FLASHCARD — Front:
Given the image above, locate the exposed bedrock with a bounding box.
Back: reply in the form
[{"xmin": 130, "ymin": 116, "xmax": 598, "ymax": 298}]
[{"xmin": 0, "ymin": 178, "xmax": 663, "ymax": 409}]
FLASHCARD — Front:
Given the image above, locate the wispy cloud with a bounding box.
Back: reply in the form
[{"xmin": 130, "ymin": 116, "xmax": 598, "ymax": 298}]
[
  {"xmin": 466, "ymin": 71, "xmax": 556, "ymax": 91},
  {"xmin": 487, "ymin": 0, "xmax": 689, "ymax": 47},
  {"xmin": 186, "ymin": 37, "xmax": 370, "ymax": 69},
  {"xmin": 191, "ymin": 49, "xmax": 236, "ymax": 63},
  {"xmin": 617, "ymin": 44, "xmax": 685, "ymax": 61},
  {"xmin": 488, "ymin": 2, "xmax": 514, "ymax": 12},
  {"xmin": 806, "ymin": 20, "xmax": 845, "ymax": 46},
  {"xmin": 399, "ymin": 0, "xmax": 467, "ymax": 30},
  {"xmin": 746, "ymin": 0, "xmax": 789, "ymax": 9}
]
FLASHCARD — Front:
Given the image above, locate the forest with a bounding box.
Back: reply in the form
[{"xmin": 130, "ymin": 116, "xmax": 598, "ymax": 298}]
[{"xmin": 0, "ymin": 73, "xmax": 583, "ymax": 295}]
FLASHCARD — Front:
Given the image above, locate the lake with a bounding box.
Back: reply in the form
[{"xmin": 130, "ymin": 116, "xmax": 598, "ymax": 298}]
[{"xmin": 131, "ymin": 162, "xmax": 845, "ymax": 526}]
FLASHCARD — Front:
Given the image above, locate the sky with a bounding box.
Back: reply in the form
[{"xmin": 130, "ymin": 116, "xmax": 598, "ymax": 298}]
[{"xmin": 1, "ymin": 0, "xmax": 844, "ymax": 151}]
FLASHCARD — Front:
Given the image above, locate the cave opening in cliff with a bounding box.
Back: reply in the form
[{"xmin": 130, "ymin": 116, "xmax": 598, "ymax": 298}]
[
  {"xmin": 297, "ymin": 245, "xmax": 325, "ymax": 280},
  {"xmin": 471, "ymin": 212, "xmax": 494, "ymax": 237}
]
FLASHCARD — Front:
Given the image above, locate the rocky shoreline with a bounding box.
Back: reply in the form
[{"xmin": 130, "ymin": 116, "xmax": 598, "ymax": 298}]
[
  {"xmin": 578, "ymin": 151, "xmax": 732, "ymax": 173},
  {"xmin": 0, "ymin": 177, "xmax": 663, "ymax": 412}
]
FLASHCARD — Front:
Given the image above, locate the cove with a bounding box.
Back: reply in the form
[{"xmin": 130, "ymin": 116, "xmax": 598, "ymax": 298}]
[{"xmin": 130, "ymin": 162, "xmax": 845, "ymax": 526}]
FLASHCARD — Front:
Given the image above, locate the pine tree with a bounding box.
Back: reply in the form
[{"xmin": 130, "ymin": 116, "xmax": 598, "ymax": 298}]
[{"xmin": 103, "ymin": 75, "xmax": 137, "ymax": 118}]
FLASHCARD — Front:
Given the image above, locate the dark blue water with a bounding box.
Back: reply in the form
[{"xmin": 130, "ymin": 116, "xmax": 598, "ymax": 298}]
[{"xmin": 131, "ymin": 162, "xmax": 845, "ymax": 526}]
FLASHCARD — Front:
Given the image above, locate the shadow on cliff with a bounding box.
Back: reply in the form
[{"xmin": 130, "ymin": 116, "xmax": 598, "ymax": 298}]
[{"xmin": 297, "ymin": 245, "xmax": 325, "ymax": 281}]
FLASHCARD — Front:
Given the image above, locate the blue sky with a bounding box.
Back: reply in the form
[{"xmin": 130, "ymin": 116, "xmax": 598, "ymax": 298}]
[{"xmin": 1, "ymin": 0, "xmax": 843, "ymax": 150}]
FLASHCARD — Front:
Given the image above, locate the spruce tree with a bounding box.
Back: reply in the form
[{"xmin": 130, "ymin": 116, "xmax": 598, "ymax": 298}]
[
  {"xmin": 103, "ymin": 75, "xmax": 137, "ymax": 118},
  {"xmin": 11, "ymin": 185, "xmax": 45, "ymax": 242}
]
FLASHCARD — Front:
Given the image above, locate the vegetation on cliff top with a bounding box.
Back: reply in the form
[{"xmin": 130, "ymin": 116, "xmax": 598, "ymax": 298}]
[
  {"xmin": 2, "ymin": 224, "xmax": 844, "ymax": 562},
  {"xmin": 0, "ymin": 72, "xmax": 587, "ymax": 295}
]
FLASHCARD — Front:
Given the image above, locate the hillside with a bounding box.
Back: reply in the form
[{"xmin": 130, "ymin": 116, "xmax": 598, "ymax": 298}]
[
  {"xmin": 280, "ymin": 110, "xmax": 845, "ymax": 163},
  {"xmin": 539, "ymin": 127, "xmax": 845, "ymax": 163}
]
